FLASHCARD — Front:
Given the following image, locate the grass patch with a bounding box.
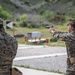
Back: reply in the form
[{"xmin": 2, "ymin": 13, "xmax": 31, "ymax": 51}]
[
  {"xmin": 14, "ymin": 65, "xmax": 65, "ymax": 74},
  {"xmin": 5, "ymin": 25, "xmax": 67, "ymax": 46}
]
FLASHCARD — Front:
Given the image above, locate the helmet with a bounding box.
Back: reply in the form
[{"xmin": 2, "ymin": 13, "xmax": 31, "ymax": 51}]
[{"xmin": 0, "ymin": 18, "xmax": 3, "ymax": 28}]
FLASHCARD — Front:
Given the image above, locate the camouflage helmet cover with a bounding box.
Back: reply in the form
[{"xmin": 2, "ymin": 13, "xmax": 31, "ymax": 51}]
[
  {"xmin": 67, "ymin": 19, "xmax": 75, "ymax": 28},
  {"xmin": 0, "ymin": 18, "xmax": 3, "ymax": 28}
]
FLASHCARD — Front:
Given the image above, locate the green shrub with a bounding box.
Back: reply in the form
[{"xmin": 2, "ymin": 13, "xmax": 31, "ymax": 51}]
[
  {"xmin": 16, "ymin": 14, "xmax": 27, "ymax": 21},
  {"xmin": 16, "ymin": 18, "xmax": 20, "ymax": 21},
  {"xmin": 20, "ymin": 14, "xmax": 27, "ymax": 21},
  {"xmin": 41, "ymin": 10, "xmax": 53, "ymax": 19},
  {"xmin": 16, "ymin": 14, "xmax": 28, "ymax": 27},
  {"xmin": 24, "ymin": 1, "xmax": 30, "ymax": 6},
  {"xmin": 19, "ymin": 21, "xmax": 28, "ymax": 27},
  {"xmin": 50, "ymin": 38, "xmax": 57, "ymax": 42},
  {"xmin": 0, "ymin": 6, "xmax": 11, "ymax": 19},
  {"xmin": 39, "ymin": 9, "xmax": 45, "ymax": 15}
]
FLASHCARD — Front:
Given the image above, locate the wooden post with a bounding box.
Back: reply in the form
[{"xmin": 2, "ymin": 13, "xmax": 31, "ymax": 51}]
[{"xmin": 12, "ymin": 28, "xmax": 15, "ymax": 36}]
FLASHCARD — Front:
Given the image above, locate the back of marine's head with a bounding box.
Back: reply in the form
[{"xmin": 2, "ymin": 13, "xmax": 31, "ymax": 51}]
[{"xmin": 0, "ymin": 18, "xmax": 3, "ymax": 29}]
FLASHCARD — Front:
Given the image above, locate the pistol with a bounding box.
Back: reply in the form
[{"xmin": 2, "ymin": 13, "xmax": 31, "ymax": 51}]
[{"xmin": 45, "ymin": 26, "xmax": 54, "ymax": 29}]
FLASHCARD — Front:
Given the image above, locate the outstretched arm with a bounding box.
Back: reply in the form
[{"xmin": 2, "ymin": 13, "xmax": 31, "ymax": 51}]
[{"xmin": 49, "ymin": 28, "xmax": 69, "ymax": 41}]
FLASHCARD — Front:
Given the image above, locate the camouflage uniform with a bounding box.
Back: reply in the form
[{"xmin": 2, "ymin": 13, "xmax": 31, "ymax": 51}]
[
  {"xmin": 53, "ymin": 30, "xmax": 75, "ymax": 75},
  {"xmin": 0, "ymin": 29, "xmax": 18, "ymax": 75}
]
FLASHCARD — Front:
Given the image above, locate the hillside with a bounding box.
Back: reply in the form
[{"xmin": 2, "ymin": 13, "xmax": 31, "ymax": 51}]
[
  {"xmin": 0, "ymin": 0, "xmax": 26, "ymax": 19},
  {"xmin": 10, "ymin": 0, "xmax": 75, "ymax": 16},
  {"xmin": 0, "ymin": 0, "xmax": 75, "ymax": 19}
]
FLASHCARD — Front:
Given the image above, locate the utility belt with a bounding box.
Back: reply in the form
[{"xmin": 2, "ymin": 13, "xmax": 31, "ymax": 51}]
[{"xmin": 69, "ymin": 58, "xmax": 75, "ymax": 64}]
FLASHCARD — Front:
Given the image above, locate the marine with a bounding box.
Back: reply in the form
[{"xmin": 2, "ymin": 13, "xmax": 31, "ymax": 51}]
[
  {"xmin": 49, "ymin": 19, "xmax": 75, "ymax": 75},
  {"xmin": 0, "ymin": 18, "xmax": 18, "ymax": 75}
]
